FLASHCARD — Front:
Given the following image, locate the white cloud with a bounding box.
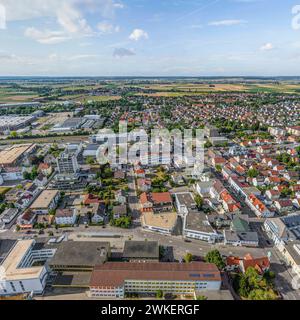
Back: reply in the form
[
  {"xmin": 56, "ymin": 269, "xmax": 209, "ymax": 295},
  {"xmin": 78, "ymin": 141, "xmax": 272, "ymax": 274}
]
[
  {"xmin": 67, "ymin": 54, "xmax": 100, "ymax": 61},
  {"xmin": 97, "ymin": 21, "xmax": 120, "ymax": 34},
  {"xmin": 0, "ymin": 0, "xmax": 124, "ymax": 21},
  {"xmin": 24, "ymin": 27, "xmax": 72, "ymax": 44},
  {"xmin": 129, "ymin": 29, "xmax": 148, "ymax": 41},
  {"xmin": 260, "ymin": 43, "xmax": 274, "ymax": 51},
  {"xmin": 1, "ymin": 0, "xmax": 124, "ymax": 43},
  {"xmin": 208, "ymin": 19, "xmax": 247, "ymax": 26},
  {"xmin": 56, "ymin": 2, "xmax": 92, "ymax": 35},
  {"xmin": 25, "ymin": 27, "xmax": 71, "ymax": 44}
]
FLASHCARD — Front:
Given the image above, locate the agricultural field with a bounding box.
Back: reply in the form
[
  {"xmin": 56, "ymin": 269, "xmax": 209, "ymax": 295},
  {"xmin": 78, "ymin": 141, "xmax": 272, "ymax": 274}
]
[
  {"xmin": 129, "ymin": 82, "xmax": 300, "ymax": 95},
  {"xmin": 1, "ymin": 79, "xmax": 300, "ymax": 106},
  {"xmin": 0, "ymin": 87, "xmax": 38, "ymax": 103}
]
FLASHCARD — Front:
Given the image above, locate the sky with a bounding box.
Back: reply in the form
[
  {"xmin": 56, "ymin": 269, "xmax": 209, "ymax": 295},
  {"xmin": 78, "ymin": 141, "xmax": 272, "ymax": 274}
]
[{"xmin": 0, "ymin": 0, "xmax": 300, "ymax": 76}]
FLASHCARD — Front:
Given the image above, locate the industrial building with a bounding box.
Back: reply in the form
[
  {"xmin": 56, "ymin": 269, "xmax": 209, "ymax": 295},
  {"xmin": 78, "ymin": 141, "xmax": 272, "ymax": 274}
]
[{"xmin": 0, "ymin": 116, "xmax": 35, "ymax": 134}]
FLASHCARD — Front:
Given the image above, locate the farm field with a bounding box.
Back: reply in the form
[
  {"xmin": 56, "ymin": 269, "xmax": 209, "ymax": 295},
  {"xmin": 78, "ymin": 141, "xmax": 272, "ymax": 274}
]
[
  {"xmin": 0, "ymin": 87, "xmax": 38, "ymax": 103},
  {"xmin": 1, "ymin": 80, "xmax": 300, "ymax": 106}
]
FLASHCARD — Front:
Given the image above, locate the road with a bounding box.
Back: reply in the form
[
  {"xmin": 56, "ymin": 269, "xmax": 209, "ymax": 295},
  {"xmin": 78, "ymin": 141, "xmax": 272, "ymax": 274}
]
[{"xmin": 127, "ymin": 166, "xmax": 140, "ymax": 222}]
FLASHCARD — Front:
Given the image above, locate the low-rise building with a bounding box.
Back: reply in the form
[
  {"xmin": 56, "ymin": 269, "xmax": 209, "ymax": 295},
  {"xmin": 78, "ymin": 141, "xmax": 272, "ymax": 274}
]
[
  {"xmin": 246, "ymin": 194, "xmax": 273, "ymax": 218},
  {"xmin": 223, "ymin": 216, "xmax": 259, "ymax": 247},
  {"xmin": 49, "ymin": 241, "xmax": 110, "ymax": 272},
  {"xmin": 0, "ymin": 208, "xmax": 19, "ymax": 224},
  {"xmin": 89, "ymin": 262, "xmax": 222, "ymax": 299},
  {"xmin": 141, "ymin": 210, "xmax": 177, "ymax": 235},
  {"xmin": 226, "ymin": 254, "xmax": 270, "ymax": 274},
  {"xmin": 264, "ymin": 213, "xmax": 300, "ymax": 247},
  {"xmin": 30, "ymin": 190, "xmax": 60, "ymax": 214},
  {"xmin": 174, "ymin": 192, "xmax": 197, "ymax": 216},
  {"xmin": 55, "ymin": 208, "xmax": 77, "ymax": 226},
  {"xmin": 274, "ymin": 199, "xmax": 294, "ymax": 214},
  {"xmin": 281, "ymin": 242, "xmax": 300, "ymax": 279},
  {"xmin": 112, "ymin": 205, "xmax": 127, "ymax": 219},
  {"xmin": 122, "ymin": 241, "xmax": 159, "ymax": 262},
  {"xmin": 183, "ymin": 210, "xmax": 219, "ymax": 243},
  {"xmin": 140, "ymin": 192, "xmax": 173, "ymax": 213}
]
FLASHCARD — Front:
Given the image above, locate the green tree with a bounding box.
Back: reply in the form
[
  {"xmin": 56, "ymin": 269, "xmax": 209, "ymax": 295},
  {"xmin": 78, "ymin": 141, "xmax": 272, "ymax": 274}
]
[
  {"xmin": 215, "ymin": 164, "xmax": 222, "ymax": 173},
  {"xmin": 204, "ymin": 250, "xmax": 225, "ymax": 270},
  {"xmin": 247, "ymin": 168, "xmax": 259, "ymax": 178},
  {"xmin": 184, "ymin": 252, "xmax": 193, "ymax": 263},
  {"xmin": 248, "ymin": 289, "xmax": 277, "ymax": 300},
  {"xmin": 10, "ymin": 131, "xmax": 17, "ymax": 138},
  {"xmin": 194, "ymin": 194, "xmax": 204, "ymax": 210},
  {"xmin": 86, "ymin": 156, "xmax": 95, "ymax": 165},
  {"xmin": 156, "ymin": 290, "xmax": 164, "ymax": 299}
]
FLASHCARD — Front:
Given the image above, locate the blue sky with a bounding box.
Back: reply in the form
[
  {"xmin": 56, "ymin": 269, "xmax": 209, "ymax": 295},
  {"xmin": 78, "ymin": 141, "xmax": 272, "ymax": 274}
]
[{"xmin": 0, "ymin": 0, "xmax": 300, "ymax": 76}]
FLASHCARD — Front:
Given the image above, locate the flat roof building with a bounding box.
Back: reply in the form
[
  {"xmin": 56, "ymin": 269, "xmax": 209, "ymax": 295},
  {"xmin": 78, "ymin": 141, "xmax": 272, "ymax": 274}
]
[
  {"xmin": 123, "ymin": 241, "xmax": 159, "ymax": 262},
  {"xmin": 0, "ymin": 144, "xmax": 35, "ymax": 167},
  {"xmin": 0, "ymin": 116, "xmax": 35, "ymax": 133},
  {"xmin": 183, "ymin": 210, "xmax": 219, "ymax": 243},
  {"xmin": 49, "ymin": 241, "xmax": 110, "ymax": 272},
  {"xmin": 30, "ymin": 190, "xmax": 60, "ymax": 214},
  {"xmin": 0, "ymin": 240, "xmax": 54, "ymax": 296},
  {"xmin": 141, "ymin": 210, "xmax": 177, "ymax": 235}
]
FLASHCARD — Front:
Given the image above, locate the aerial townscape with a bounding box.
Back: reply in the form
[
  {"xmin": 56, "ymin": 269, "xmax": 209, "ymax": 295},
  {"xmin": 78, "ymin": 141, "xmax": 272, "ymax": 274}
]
[
  {"xmin": 1, "ymin": 0, "xmax": 300, "ymax": 309},
  {"xmin": 0, "ymin": 77, "xmax": 299, "ymax": 302}
]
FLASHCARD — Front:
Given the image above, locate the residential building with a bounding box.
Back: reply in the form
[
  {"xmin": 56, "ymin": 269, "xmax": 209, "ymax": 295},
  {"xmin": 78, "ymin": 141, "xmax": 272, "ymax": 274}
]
[
  {"xmin": 226, "ymin": 254, "xmax": 270, "ymax": 274},
  {"xmin": 183, "ymin": 210, "xmax": 219, "ymax": 243},
  {"xmin": 264, "ymin": 213, "xmax": 300, "ymax": 247},
  {"xmin": 0, "ymin": 208, "xmax": 19, "ymax": 224},
  {"xmin": 140, "ymin": 192, "xmax": 173, "ymax": 213},
  {"xmin": 174, "ymin": 192, "xmax": 197, "ymax": 216},
  {"xmin": 56, "ymin": 144, "xmax": 82, "ymax": 174},
  {"xmin": 246, "ymin": 194, "xmax": 273, "ymax": 218},
  {"xmin": 30, "ymin": 190, "xmax": 60, "ymax": 215},
  {"xmin": 55, "ymin": 208, "xmax": 77, "ymax": 226},
  {"xmin": 112, "ymin": 205, "xmax": 127, "ymax": 219},
  {"xmin": 38, "ymin": 163, "xmax": 52, "ymax": 177}
]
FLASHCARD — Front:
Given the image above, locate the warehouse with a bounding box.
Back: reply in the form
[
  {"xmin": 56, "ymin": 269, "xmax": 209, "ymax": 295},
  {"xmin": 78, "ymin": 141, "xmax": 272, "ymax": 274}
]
[{"xmin": 0, "ymin": 116, "xmax": 35, "ymax": 133}]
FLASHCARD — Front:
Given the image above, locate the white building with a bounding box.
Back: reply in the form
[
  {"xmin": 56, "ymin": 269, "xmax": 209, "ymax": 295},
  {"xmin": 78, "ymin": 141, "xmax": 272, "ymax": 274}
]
[
  {"xmin": 174, "ymin": 192, "xmax": 197, "ymax": 216},
  {"xmin": 264, "ymin": 213, "xmax": 300, "ymax": 247},
  {"xmin": 0, "ymin": 240, "xmax": 56, "ymax": 296},
  {"xmin": 183, "ymin": 210, "xmax": 220, "ymax": 243},
  {"xmin": 0, "ymin": 208, "xmax": 19, "ymax": 224},
  {"xmin": 55, "ymin": 208, "xmax": 77, "ymax": 225}
]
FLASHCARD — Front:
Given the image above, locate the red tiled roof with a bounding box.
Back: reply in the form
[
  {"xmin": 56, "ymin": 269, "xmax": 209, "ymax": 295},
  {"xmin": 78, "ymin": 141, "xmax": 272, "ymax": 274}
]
[
  {"xmin": 140, "ymin": 192, "xmax": 149, "ymax": 204},
  {"xmin": 83, "ymin": 194, "xmax": 100, "ymax": 205},
  {"xmin": 90, "ymin": 262, "xmax": 221, "ymax": 287},
  {"xmin": 38, "ymin": 163, "xmax": 50, "ymax": 170},
  {"xmin": 151, "ymin": 192, "xmax": 172, "ymax": 204},
  {"xmin": 242, "ymin": 255, "xmax": 270, "ymax": 274}
]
